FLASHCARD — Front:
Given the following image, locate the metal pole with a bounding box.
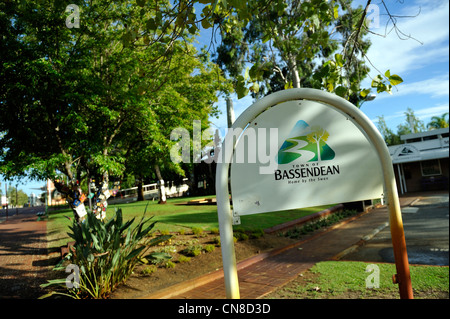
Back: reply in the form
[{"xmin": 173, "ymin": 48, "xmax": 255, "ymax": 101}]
[
  {"xmin": 16, "ymin": 183, "xmax": 18, "ymax": 215},
  {"xmin": 5, "ymin": 183, "xmax": 8, "ymax": 219},
  {"xmin": 397, "ymin": 164, "xmax": 404, "ymax": 195}
]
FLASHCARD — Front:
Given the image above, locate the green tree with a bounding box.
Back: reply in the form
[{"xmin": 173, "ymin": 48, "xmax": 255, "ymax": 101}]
[
  {"xmin": 397, "ymin": 108, "xmax": 425, "ymax": 135},
  {"xmin": 122, "ymin": 48, "xmax": 229, "ymax": 202},
  {"xmin": 212, "ymin": 0, "xmax": 402, "ymax": 105},
  {"xmin": 427, "ymin": 113, "xmax": 449, "ymax": 130},
  {"xmin": 7, "ymin": 186, "xmax": 29, "ymax": 207},
  {"xmin": 0, "ymin": 1, "xmax": 228, "ymax": 214},
  {"xmin": 0, "ymin": 1, "xmax": 225, "ymax": 182},
  {"xmin": 376, "ymin": 116, "xmax": 401, "ymax": 146}
]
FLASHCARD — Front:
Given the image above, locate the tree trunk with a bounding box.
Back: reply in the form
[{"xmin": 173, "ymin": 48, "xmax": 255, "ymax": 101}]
[
  {"xmin": 287, "ymin": 54, "xmax": 301, "ymax": 89},
  {"xmin": 137, "ymin": 178, "xmax": 145, "ymax": 201},
  {"xmin": 155, "ymin": 164, "xmax": 166, "ymax": 204},
  {"xmin": 226, "ymin": 97, "xmax": 235, "ymax": 128}
]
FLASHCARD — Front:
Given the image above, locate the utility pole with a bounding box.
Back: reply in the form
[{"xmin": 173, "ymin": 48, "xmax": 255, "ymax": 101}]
[
  {"xmin": 5, "ymin": 183, "xmax": 8, "ymax": 219},
  {"xmin": 16, "ymin": 183, "xmax": 18, "ymax": 215}
]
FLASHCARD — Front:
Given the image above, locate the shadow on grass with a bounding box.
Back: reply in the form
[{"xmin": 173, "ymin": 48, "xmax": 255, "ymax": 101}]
[{"xmin": 155, "ymin": 211, "xmax": 219, "ymax": 230}]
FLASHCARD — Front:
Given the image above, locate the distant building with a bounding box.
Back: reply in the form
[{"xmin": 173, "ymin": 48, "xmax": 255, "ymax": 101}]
[
  {"xmin": 1, "ymin": 195, "xmax": 8, "ymax": 208},
  {"xmin": 388, "ymin": 127, "xmax": 449, "ymax": 194},
  {"xmin": 29, "ymin": 193, "xmax": 38, "ymax": 207}
]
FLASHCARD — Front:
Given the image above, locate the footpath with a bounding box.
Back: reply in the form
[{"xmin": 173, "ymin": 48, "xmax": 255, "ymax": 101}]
[
  {"xmin": 140, "ymin": 194, "xmax": 420, "ymax": 299},
  {"xmin": 0, "ymin": 207, "xmax": 49, "ymax": 298}
]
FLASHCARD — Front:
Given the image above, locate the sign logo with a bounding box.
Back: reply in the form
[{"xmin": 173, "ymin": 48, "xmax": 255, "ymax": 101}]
[{"xmin": 277, "ymin": 120, "xmax": 335, "ymax": 164}]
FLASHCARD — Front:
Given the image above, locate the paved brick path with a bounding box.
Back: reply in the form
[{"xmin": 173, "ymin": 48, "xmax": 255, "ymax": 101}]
[{"xmin": 0, "ymin": 208, "xmax": 49, "ymax": 298}]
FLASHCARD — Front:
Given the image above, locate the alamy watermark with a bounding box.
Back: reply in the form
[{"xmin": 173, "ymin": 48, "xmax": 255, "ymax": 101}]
[
  {"xmin": 365, "ymin": 264, "xmax": 380, "ymax": 289},
  {"xmin": 365, "ymin": 4, "xmax": 380, "ymax": 29},
  {"xmin": 170, "ymin": 120, "xmax": 279, "ymax": 174},
  {"xmin": 65, "ymin": 4, "xmax": 80, "ymax": 29},
  {"xmin": 66, "ymin": 264, "xmax": 80, "ymax": 289}
]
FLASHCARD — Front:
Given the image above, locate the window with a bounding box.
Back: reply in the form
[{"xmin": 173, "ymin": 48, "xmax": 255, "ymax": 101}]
[
  {"xmin": 406, "ymin": 137, "xmax": 421, "ymax": 143},
  {"xmin": 420, "ymin": 160, "xmax": 441, "ymax": 176}
]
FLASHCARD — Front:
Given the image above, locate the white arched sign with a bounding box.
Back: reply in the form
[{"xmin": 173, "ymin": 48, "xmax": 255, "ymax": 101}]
[{"xmin": 216, "ymin": 88, "xmax": 413, "ymax": 299}]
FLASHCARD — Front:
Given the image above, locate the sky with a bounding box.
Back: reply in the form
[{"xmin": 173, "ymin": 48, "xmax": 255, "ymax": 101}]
[
  {"xmin": 207, "ymin": 0, "xmax": 449, "ymax": 138},
  {"xmin": 4, "ymin": 0, "xmax": 449, "ymax": 198}
]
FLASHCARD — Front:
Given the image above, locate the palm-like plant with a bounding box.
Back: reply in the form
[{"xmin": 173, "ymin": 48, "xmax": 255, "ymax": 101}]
[
  {"xmin": 41, "ymin": 208, "xmax": 171, "ymax": 298},
  {"xmin": 427, "ymin": 113, "xmax": 449, "ymax": 130}
]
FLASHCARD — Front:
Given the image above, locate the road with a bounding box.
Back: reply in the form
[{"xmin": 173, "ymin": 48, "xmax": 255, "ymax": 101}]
[{"xmin": 343, "ymin": 193, "xmax": 449, "ymax": 266}]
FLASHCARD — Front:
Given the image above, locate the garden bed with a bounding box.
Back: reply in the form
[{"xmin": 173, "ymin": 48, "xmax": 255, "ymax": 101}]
[{"xmin": 109, "ymin": 229, "xmax": 298, "ymax": 299}]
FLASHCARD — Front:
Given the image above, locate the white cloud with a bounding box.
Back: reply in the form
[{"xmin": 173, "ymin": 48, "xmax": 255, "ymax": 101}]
[
  {"xmin": 374, "ymin": 74, "xmax": 449, "ymax": 100},
  {"xmin": 372, "ymin": 103, "xmax": 449, "ymax": 124},
  {"xmin": 414, "ymin": 103, "xmax": 450, "ymax": 121},
  {"xmin": 365, "ymin": 0, "xmax": 449, "ymax": 76}
]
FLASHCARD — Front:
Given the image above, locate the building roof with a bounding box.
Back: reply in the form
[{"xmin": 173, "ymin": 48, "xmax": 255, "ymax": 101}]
[
  {"xmin": 401, "ymin": 127, "xmax": 449, "ymax": 141},
  {"xmin": 389, "ymin": 127, "xmax": 449, "ymax": 164}
]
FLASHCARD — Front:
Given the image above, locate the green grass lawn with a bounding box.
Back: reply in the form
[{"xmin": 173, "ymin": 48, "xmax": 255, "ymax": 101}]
[
  {"xmin": 46, "ymin": 195, "xmax": 334, "ymax": 250},
  {"xmin": 266, "ymin": 261, "xmax": 449, "ymax": 299}
]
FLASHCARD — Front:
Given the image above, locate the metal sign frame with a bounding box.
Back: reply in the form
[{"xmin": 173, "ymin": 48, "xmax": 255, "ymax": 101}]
[{"xmin": 216, "ymin": 88, "xmax": 413, "ymax": 299}]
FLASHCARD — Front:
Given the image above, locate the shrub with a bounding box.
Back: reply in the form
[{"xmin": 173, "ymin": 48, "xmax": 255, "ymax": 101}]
[
  {"xmin": 250, "ymin": 229, "xmax": 265, "ymax": 239},
  {"xmin": 283, "ymin": 209, "xmax": 360, "ymax": 239},
  {"xmin": 41, "ymin": 208, "xmax": 171, "ymax": 299},
  {"xmin": 210, "ymin": 228, "xmax": 220, "ymax": 235},
  {"xmin": 191, "ymin": 227, "xmax": 204, "ymax": 237},
  {"xmin": 146, "ymin": 252, "xmax": 172, "ymax": 265},
  {"xmin": 141, "ymin": 265, "xmax": 157, "ymax": 275},
  {"xmin": 159, "ymin": 229, "xmax": 170, "ymax": 236},
  {"xmin": 182, "ymin": 245, "xmax": 203, "ymax": 257},
  {"xmin": 204, "ymin": 244, "xmax": 215, "ymax": 253},
  {"xmin": 177, "ymin": 255, "xmax": 191, "ymax": 263},
  {"xmin": 213, "ymin": 237, "xmax": 221, "ymax": 245},
  {"xmin": 234, "ymin": 231, "xmax": 249, "ymax": 241}
]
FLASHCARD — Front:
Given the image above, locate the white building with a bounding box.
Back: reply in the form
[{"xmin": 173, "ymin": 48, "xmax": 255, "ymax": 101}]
[{"xmin": 388, "ymin": 127, "xmax": 449, "ymax": 194}]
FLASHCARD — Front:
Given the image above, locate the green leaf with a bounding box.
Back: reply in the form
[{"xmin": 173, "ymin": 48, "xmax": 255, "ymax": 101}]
[
  {"xmin": 244, "ymin": 66, "xmax": 250, "ymax": 81},
  {"xmin": 335, "ymin": 86, "xmax": 347, "ymax": 98},
  {"xmin": 284, "ymin": 81, "xmax": 293, "ymax": 90},
  {"xmin": 389, "ymin": 74, "xmax": 403, "ymax": 86},
  {"xmin": 371, "ymin": 74, "xmax": 383, "ymax": 88},
  {"xmin": 360, "ymin": 89, "xmax": 371, "ymax": 98},
  {"xmin": 126, "ymin": 246, "xmax": 146, "ymax": 260},
  {"xmin": 201, "ymin": 18, "xmax": 212, "ymax": 29},
  {"xmin": 147, "ymin": 235, "xmax": 172, "ymax": 246},
  {"xmin": 262, "ymin": 34, "xmax": 271, "ymax": 43},
  {"xmin": 146, "ymin": 252, "xmax": 172, "ymax": 264},
  {"xmin": 146, "ymin": 18, "xmax": 157, "ymax": 31},
  {"xmin": 333, "ymin": 5, "xmax": 339, "ymax": 19},
  {"xmin": 235, "ymin": 75, "xmax": 249, "ymax": 99},
  {"xmin": 249, "ymin": 82, "xmax": 260, "ymax": 93},
  {"xmin": 326, "ymin": 82, "xmax": 334, "ymax": 92},
  {"xmin": 39, "ymin": 278, "xmax": 67, "ymax": 288},
  {"xmin": 136, "ymin": 0, "xmax": 146, "ymax": 7},
  {"xmin": 311, "ymin": 15, "xmax": 320, "ymax": 29},
  {"xmin": 384, "ymin": 69, "xmax": 391, "ymax": 78},
  {"xmin": 335, "ymin": 53, "xmax": 343, "ymax": 67},
  {"xmin": 91, "ymin": 233, "xmax": 101, "ymax": 251}
]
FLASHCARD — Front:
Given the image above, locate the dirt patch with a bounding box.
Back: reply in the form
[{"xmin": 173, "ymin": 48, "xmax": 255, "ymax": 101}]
[{"xmin": 110, "ymin": 231, "xmax": 298, "ymax": 299}]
